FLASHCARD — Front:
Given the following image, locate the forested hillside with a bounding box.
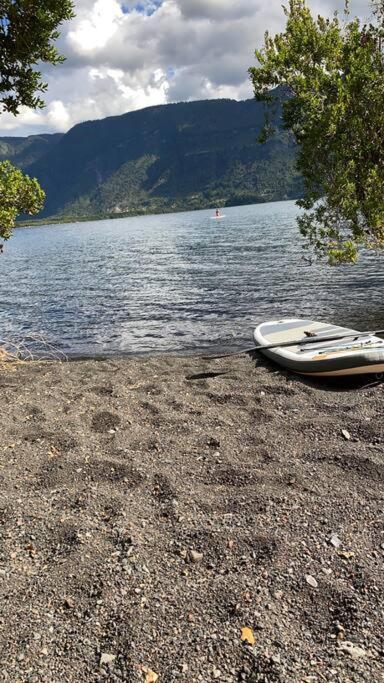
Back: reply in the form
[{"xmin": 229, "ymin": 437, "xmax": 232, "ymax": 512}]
[
  {"xmin": 0, "ymin": 97, "xmax": 301, "ymax": 220},
  {"xmin": 0, "ymin": 134, "xmax": 63, "ymax": 170}
]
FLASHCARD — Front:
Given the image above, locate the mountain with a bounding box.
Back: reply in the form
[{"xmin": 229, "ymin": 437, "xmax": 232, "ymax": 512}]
[
  {"xmin": 0, "ymin": 133, "xmax": 63, "ymax": 170},
  {"xmin": 0, "ymin": 97, "xmax": 301, "ymax": 221}
]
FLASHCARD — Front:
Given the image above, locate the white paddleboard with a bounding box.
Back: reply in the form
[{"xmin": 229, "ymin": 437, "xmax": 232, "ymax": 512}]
[{"xmin": 254, "ymin": 318, "xmax": 384, "ymax": 376}]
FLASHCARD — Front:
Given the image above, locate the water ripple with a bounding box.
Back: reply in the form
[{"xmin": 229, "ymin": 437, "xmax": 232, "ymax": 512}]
[{"xmin": 0, "ymin": 200, "xmax": 383, "ymax": 355}]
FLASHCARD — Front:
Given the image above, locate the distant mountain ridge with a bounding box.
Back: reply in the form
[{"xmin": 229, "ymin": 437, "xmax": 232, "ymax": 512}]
[
  {"xmin": 0, "ymin": 97, "xmax": 301, "ymax": 221},
  {"xmin": 0, "ymin": 133, "xmax": 63, "ymax": 170}
]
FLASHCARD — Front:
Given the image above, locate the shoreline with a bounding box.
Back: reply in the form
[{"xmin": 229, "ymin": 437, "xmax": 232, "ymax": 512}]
[
  {"xmin": 0, "ymin": 353, "xmax": 382, "ymax": 681},
  {"xmin": 15, "ymin": 197, "xmax": 300, "ymax": 230}
]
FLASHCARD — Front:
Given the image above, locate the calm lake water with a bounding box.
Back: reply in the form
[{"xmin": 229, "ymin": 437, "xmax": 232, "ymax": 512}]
[{"xmin": 1, "ymin": 200, "xmax": 383, "ymax": 356}]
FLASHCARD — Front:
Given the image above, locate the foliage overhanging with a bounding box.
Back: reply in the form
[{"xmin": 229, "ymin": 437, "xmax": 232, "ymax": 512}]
[
  {"xmin": 0, "ymin": 0, "xmax": 74, "ymax": 241},
  {"xmin": 249, "ymin": 0, "xmax": 384, "ymax": 263}
]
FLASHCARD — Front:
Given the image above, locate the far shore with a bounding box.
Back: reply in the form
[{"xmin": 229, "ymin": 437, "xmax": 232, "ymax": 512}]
[
  {"xmin": 0, "ymin": 352, "xmax": 382, "ymax": 681},
  {"xmin": 15, "ymin": 196, "xmax": 301, "ymax": 229}
]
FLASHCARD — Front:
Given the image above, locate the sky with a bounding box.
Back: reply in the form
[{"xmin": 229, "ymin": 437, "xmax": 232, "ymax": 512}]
[{"xmin": 0, "ymin": 0, "xmax": 373, "ymax": 137}]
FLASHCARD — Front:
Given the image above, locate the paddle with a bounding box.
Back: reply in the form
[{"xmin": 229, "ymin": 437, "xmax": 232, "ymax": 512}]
[
  {"xmin": 202, "ymin": 328, "xmax": 384, "ymax": 361},
  {"xmin": 253, "ymin": 328, "xmax": 384, "ymax": 352}
]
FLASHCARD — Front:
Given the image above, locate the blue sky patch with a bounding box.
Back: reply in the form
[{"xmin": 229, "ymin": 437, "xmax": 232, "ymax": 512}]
[{"xmin": 121, "ymin": 1, "xmax": 162, "ymax": 16}]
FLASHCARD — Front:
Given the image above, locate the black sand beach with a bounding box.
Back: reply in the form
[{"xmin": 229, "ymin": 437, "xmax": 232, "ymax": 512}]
[{"xmin": 0, "ymin": 353, "xmax": 383, "ymax": 682}]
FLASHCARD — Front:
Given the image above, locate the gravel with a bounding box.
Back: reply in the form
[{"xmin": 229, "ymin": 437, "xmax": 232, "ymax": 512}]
[{"xmin": 0, "ymin": 352, "xmax": 382, "ymax": 682}]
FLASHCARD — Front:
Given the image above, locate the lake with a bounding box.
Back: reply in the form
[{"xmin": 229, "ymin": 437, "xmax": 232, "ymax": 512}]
[{"xmin": 1, "ymin": 200, "xmax": 383, "ymax": 356}]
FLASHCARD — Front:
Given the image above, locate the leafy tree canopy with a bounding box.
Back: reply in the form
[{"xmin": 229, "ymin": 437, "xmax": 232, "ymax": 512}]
[
  {"xmin": 0, "ymin": 160, "xmax": 45, "ymax": 239},
  {"xmin": 0, "ymin": 0, "xmax": 74, "ymax": 242},
  {"xmin": 249, "ymin": 0, "xmax": 384, "ymax": 263},
  {"xmin": 0, "ymin": 0, "xmax": 74, "ymax": 115}
]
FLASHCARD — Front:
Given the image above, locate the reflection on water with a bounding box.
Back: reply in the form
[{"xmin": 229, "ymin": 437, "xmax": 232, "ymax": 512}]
[{"xmin": 0, "ymin": 201, "xmax": 383, "ymax": 355}]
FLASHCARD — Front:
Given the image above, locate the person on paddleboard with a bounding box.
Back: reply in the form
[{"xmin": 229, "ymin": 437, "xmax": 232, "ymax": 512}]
[{"xmin": 215, "ymin": 208, "xmax": 220, "ymax": 217}]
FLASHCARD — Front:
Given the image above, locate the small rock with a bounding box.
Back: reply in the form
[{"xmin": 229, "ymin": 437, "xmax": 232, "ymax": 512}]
[
  {"xmin": 274, "ymin": 591, "xmax": 283, "ymax": 600},
  {"xmin": 329, "ymin": 534, "xmax": 341, "ymax": 549},
  {"xmin": 64, "ymin": 597, "xmax": 75, "ymax": 609},
  {"xmin": 100, "ymin": 653, "xmax": 116, "ymax": 667},
  {"xmin": 338, "ymin": 641, "xmax": 366, "ymax": 659},
  {"xmin": 142, "ymin": 668, "xmax": 159, "ymax": 682},
  {"xmin": 212, "ymin": 669, "xmax": 221, "ymax": 679},
  {"xmin": 305, "ymin": 574, "xmax": 318, "ymax": 589},
  {"xmin": 187, "ymin": 549, "xmax": 203, "ymax": 564},
  {"xmin": 341, "ymin": 429, "xmax": 351, "ymax": 441},
  {"xmin": 181, "ymin": 663, "xmax": 189, "ymax": 673}
]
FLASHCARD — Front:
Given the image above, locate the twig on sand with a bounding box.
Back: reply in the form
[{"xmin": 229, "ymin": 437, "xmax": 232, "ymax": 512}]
[{"xmin": 0, "ymin": 333, "xmax": 67, "ymax": 370}]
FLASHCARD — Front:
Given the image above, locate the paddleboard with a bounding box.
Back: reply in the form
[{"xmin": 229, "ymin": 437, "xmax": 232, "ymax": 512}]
[
  {"xmin": 210, "ymin": 215, "xmax": 226, "ymax": 220},
  {"xmin": 254, "ymin": 318, "xmax": 384, "ymax": 376}
]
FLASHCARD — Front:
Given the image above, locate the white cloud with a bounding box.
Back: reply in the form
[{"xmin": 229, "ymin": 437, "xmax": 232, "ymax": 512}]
[
  {"xmin": 0, "ymin": 100, "xmax": 70, "ymax": 133},
  {"xmin": 0, "ymin": 0, "xmax": 374, "ymax": 136},
  {"xmin": 67, "ymin": 0, "xmax": 124, "ymax": 53},
  {"xmin": 46, "ymin": 100, "xmax": 71, "ymax": 131}
]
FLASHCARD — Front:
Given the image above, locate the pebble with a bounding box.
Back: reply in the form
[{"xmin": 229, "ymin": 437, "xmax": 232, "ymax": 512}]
[
  {"xmin": 329, "ymin": 533, "xmax": 341, "ymax": 548},
  {"xmin": 187, "ymin": 550, "xmax": 204, "ymax": 564},
  {"xmin": 212, "ymin": 669, "xmax": 221, "ymax": 679},
  {"xmin": 305, "ymin": 575, "xmax": 318, "ymax": 589},
  {"xmin": 338, "ymin": 641, "xmax": 367, "ymax": 659},
  {"xmin": 100, "ymin": 653, "xmax": 116, "ymax": 667},
  {"xmin": 341, "ymin": 429, "xmax": 351, "ymax": 441}
]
